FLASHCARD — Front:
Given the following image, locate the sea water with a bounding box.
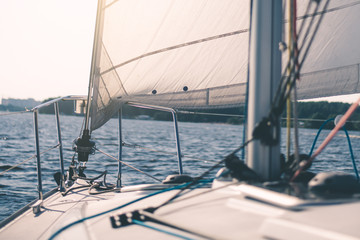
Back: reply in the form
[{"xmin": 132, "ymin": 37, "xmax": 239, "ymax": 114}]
[{"xmin": 1, "ymin": 113, "xmax": 360, "ymax": 222}]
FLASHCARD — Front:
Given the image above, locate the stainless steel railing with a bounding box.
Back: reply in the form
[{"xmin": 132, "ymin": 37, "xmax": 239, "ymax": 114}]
[
  {"xmin": 2, "ymin": 96, "xmax": 185, "ymax": 213},
  {"xmin": 30, "ymin": 95, "xmax": 87, "ymax": 211},
  {"xmin": 126, "ymin": 102, "xmax": 184, "ymax": 175}
]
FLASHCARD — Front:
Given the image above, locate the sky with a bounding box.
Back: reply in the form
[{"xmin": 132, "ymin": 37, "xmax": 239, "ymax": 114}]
[
  {"xmin": 0, "ymin": 0, "xmax": 359, "ymax": 104},
  {"xmin": 0, "ymin": 0, "xmax": 98, "ymax": 101}
]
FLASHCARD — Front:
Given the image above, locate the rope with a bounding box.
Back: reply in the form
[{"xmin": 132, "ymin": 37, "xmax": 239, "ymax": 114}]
[
  {"xmin": 48, "ymin": 183, "xmax": 189, "ymax": 240},
  {"xmin": 273, "ymin": 0, "xmax": 330, "ymax": 117},
  {"xmin": 285, "ymin": 0, "xmax": 294, "ymax": 162},
  {"xmin": 94, "ymin": 147, "xmax": 162, "ymax": 183},
  {"xmin": 309, "ymin": 117, "xmax": 359, "ymax": 181},
  {"xmin": 291, "ymin": 0, "xmax": 301, "ymax": 169},
  {"xmin": 49, "ymin": 139, "xmax": 253, "ymax": 239},
  {"xmin": 343, "ymin": 126, "xmax": 359, "ymax": 181},
  {"xmin": 291, "ymin": 97, "xmax": 360, "ymax": 181},
  {"xmin": 308, "ymin": 118, "xmax": 334, "ymax": 156},
  {"xmin": 0, "ymin": 144, "xmax": 60, "ymax": 176},
  {"xmin": 153, "ymin": 138, "xmax": 254, "ymax": 211},
  {"xmin": 61, "ymin": 184, "xmax": 91, "ymax": 197},
  {"xmin": 271, "ymin": 0, "xmax": 313, "ymax": 114}
]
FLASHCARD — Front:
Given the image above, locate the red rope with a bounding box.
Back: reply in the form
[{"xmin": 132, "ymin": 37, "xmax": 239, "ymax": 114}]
[{"xmin": 291, "ymin": 97, "xmax": 360, "ymax": 181}]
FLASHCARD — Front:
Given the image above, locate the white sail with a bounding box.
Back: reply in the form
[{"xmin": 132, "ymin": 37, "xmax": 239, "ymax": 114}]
[
  {"xmin": 90, "ymin": 0, "xmax": 250, "ymax": 130},
  {"xmin": 293, "ymin": 0, "xmax": 360, "ymax": 100},
  {"xmin": 90, "ymin": 0, "xmax": 360, "ymax": 131}
]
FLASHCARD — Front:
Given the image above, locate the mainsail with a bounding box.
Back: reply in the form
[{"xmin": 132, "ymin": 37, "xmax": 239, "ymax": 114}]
[
  {"xmin": 294, "ymin": 0, "xmax": 360, "ymax": 100},
  {"xmin": 90, "ymin": 0, "xmax": 360, "ymax": 131}
]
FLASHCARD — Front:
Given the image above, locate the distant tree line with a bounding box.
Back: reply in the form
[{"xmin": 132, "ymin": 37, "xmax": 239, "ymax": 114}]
[
  {"xmin": 295, "ymin": 101, "xmax": 360, "ymax": 130},
  {"xmin": 2, "ymin": 98, "xmax": 360, "ymax": 130},
  {"xmin": 121, "ymin": 101, "xmax": 360, "ymax": 130}
]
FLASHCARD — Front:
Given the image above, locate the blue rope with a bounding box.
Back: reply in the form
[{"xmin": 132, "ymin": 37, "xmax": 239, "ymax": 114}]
[
  {"xmin": 48, "ymin": 183, "xmax": 190, "ymax": 240},
  {"xmin": 309, "ymin": 118, "xmax": 359, "ymax": 181},
  {"xmin": 309, "ymin": 118, "xmax": 334, "ymax": 157},
  {"xmin": 132, "ymin": 219, "xmax": 194, "ymax": 240},
  {"xmin": 343, "ymin": 126, "xmax": 359, "ymax": 181}
]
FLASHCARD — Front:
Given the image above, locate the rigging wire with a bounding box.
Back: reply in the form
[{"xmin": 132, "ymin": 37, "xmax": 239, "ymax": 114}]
[
  {"xmin": 291, "ymin": 0, "xmax": 301, "ymax": 168},
  {"xmin": 122, "ymin": 141, "xmax": 219, "ymax": 163},
  {"xmin": 296, "ymin": 0, "xmax": 360, "ymax": 21},
  {"xmin": 270, "ymin": 0, "xmax": 330, "ymax": 120},
  {"xmin": 272, "ymin": 0, "xmax": 313, "ymax": 112},
  {"xmin": 0, "ymin": 144, "xmax": 60, "ymax": 176},
  {"xmin": 286, "ymin": 0, "xmax": 294, "ymax": 162},
  {"xmin": 276, "ymin": 0, "xmax": 319, "ymax": 105},
  {"xmin": 287, "ymin": 0, "xmax": 301, "ymax": 167},
  {"xmin": 296, "ymin": 1, "xmax": 330, "ymax": 73},
  {"xmin": 94, "ymin": 147, "xmax": 162, "ymax": 183},
  {"xmin": 292, "ymin": 87, "xmax": 301, "ymax": 167}
]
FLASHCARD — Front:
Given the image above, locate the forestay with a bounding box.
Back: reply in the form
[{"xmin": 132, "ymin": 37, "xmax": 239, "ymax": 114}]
[{"xmin": 90, "ymin": 0, "xmax": 360, "ymax": 131}]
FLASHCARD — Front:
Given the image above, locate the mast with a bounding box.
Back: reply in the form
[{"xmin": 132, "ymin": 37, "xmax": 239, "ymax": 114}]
[{"xmin": 246, "ymin": 0, "xmax": 282, "ymax": 180}]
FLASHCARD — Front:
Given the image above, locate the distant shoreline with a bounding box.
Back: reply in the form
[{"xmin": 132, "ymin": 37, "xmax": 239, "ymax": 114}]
[{"xmin": 1, "ymin": 101, "xmax": 360, "ymax": 131}]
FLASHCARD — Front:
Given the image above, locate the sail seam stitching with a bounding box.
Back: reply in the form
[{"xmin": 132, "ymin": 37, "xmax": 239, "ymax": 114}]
[{"xmin": 100, "ymin": 29, "xmax": 249, "ymax": 75}]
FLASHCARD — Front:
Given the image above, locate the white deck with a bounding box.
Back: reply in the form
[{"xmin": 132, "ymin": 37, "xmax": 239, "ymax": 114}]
[{"xmin": 1, "ymin": 179, "xmax": 360, "ymax": 240}]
